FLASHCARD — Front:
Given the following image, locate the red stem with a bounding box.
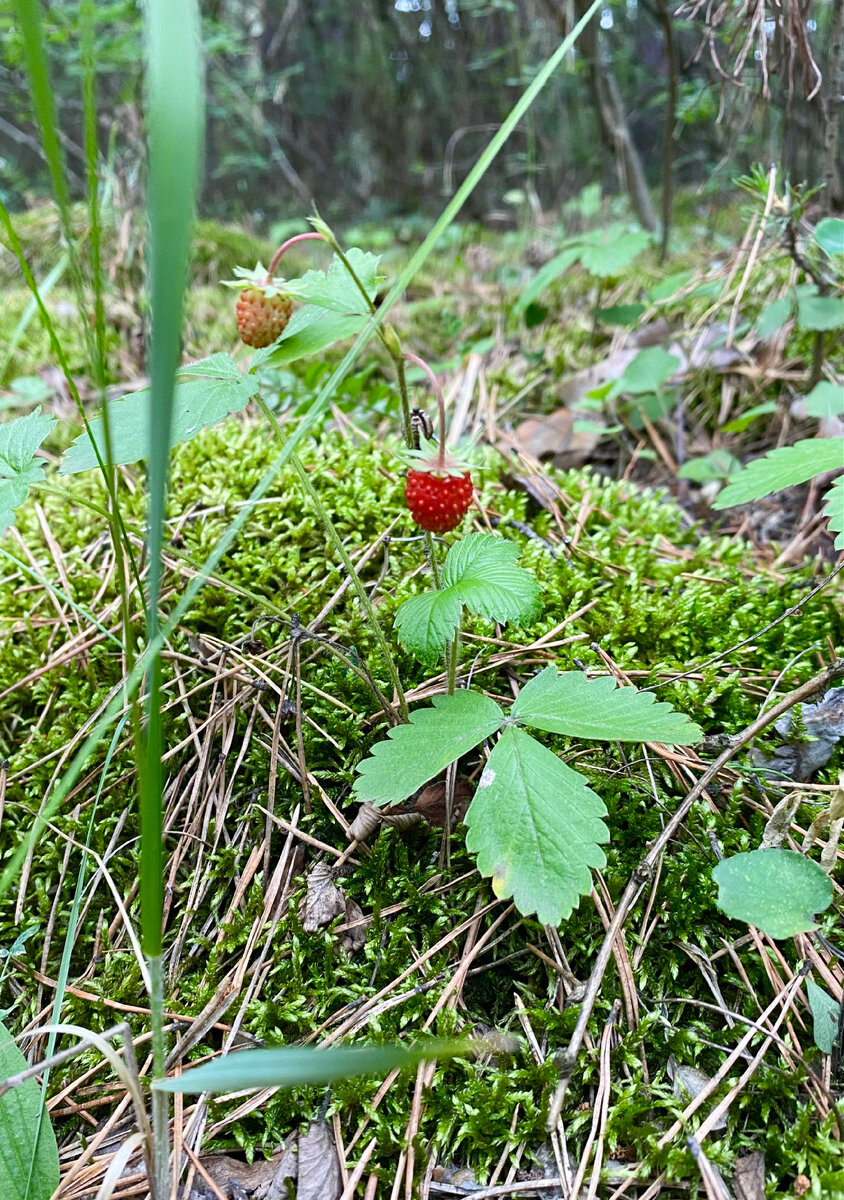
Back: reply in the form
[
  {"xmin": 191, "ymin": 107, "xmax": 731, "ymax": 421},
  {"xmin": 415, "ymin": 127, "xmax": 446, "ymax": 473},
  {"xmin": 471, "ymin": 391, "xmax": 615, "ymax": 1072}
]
[
  {"xmin": 404, "ymin": 351, "xmax": 447, "ymax": 471},
  {"xmin": 266, "ymin": 232, "xmax": 326, "ymax": 281}
]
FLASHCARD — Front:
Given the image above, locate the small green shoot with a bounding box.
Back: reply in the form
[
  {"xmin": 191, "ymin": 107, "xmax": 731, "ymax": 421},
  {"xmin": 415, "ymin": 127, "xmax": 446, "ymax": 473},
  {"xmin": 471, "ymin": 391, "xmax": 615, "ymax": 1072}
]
[{"xmin": 0, "ymin": 407, "xmax": 56, "ymax": 533}]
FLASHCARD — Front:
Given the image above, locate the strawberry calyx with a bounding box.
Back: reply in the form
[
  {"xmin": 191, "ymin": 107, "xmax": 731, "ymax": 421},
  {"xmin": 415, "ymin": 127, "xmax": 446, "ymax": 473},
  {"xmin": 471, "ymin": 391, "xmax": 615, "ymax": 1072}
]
[{"xmin": 222, "ymin": 263, "xmax": 290, "ymax": 299}]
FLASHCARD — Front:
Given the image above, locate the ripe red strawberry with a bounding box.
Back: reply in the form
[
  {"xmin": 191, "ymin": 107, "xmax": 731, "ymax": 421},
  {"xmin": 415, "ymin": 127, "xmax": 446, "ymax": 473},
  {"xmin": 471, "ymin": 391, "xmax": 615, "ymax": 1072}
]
[
  {"xmin": 235, "ymin": 287, "xmax": 293, "ymax": 349},
  {"xmin": 405, "ymin": 468, "xmax": 473, "ymax": 533}
]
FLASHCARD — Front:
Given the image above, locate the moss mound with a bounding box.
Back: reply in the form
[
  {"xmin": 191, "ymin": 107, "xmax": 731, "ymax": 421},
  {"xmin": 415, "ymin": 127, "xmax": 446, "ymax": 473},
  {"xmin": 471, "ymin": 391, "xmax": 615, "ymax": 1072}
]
[{"xmin": 2, "ymin": 418, "xmax": 842, "ymax": 1193}]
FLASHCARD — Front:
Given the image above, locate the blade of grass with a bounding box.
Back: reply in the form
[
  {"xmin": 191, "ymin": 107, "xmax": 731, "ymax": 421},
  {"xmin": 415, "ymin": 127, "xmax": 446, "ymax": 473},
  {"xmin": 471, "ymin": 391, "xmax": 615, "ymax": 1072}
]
[{"xmin": 141, "ymin": 1, "xmax": 202, "ymax": 1195}]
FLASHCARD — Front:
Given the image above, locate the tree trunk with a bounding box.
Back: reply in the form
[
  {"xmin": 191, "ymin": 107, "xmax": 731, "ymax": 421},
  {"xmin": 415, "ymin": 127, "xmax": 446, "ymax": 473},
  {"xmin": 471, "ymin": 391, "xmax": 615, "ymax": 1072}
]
[
  {"xmin": 822, "ymin": 0, "xmax": 844, "ymax": 214},
  {"xmin": 543, "ymin": 0, "xmax": 658, "ymax": 231}
]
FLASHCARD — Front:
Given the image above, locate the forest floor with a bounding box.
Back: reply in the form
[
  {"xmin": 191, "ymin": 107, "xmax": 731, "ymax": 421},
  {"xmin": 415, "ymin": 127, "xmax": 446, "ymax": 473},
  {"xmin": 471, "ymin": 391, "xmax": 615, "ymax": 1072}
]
[{"xmin": 1, "ymin": 198, "xmax": 843, "ymax": 1200}]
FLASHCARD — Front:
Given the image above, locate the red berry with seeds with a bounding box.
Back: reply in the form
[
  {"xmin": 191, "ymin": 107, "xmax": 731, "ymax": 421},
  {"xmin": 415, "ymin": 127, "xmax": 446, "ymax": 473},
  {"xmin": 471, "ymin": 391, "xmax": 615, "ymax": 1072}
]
[
  {"xmin": 405, "ymin": 469, "xmax": 474, "ymax": 534},
  {"xmin": 235, "ymin": 287, "xmax": 293, "ymax": 349}
]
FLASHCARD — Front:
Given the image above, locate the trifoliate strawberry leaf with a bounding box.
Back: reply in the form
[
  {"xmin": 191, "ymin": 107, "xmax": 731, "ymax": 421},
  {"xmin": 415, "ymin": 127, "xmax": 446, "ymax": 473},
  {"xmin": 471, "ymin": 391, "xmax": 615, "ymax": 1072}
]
[
  {"xmin": 60, "ymin": 355, "xmax": 258, "ymax": 474},
  {"xmin": 712, "ymin": 438, "xmax": 844, "ymax": 509},
  {"xmin": 712, "ymin": 849, "xmax": 833, "ymax": 938},
  {"xmin": 0, "ymin": 406, "xmax": 56, "ymax": 533},
  {"xmin": 511, "ymin": 666, "xmax": 702, "ymax": 744},
  {"xmin": 465, "ymin": 727, "xmax": 608, "ymax": 924},
  {"xmin": 353, "ymin": 691, "xmax": 504, "ymax": 807},
  {"xmin": 255, "ymin": 305, "xmax": 370, "ymax": 369},
  {"xmin": 394, "ymin": 534, "xmax": 541, "ymax": 658},
  {"xmin": 394, "ymin": 590, "xmax": 463, "ymax": 660},
  {"xmin": 806, "ymin": 979, "xmax": 840, "ymax": 1055},
  {"xmin": 282, "ymin": 249, "xmax": 381, "ymax": 314},
  {"xmin": 822, "ymin": 476, "xmax": 844, "ymax": 550},
  {"xmin": 442, "ymin": 533, "xmax": 542, "ymax": 623}
]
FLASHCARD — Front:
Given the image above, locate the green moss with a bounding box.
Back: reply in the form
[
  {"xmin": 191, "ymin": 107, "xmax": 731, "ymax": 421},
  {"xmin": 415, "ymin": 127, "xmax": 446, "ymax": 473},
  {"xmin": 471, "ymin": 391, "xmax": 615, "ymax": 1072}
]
[{"xmin": 1, "ymin": 401, "xmax": 842, "ymax": 1189}]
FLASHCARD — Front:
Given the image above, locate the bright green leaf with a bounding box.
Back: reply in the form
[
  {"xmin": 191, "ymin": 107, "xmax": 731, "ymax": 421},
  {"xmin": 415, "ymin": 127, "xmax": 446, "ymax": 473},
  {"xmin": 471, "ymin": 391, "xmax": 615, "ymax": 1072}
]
[
  {"xmin": 465, "ymin": 727, "xmax": 608, "ymax": 923},
  {"xmin": 394, "ymin": 590, "xmax": 463, "ymax": 658},
  {"xmin": 595, "ymin": 304, "xmax": 645, "ymax": 325},
  {"xmin": 755, "ymin": 296, "xmax": 793, "ymax": 339},
  {"xmin": 610, "ymin": 347, "xmax": 680, "ymax": 398},
  {"xmin": 814, "ymin": 218, "xmax": 844, "ymax": 258},
  {"xmin": 795, "ymin": 285, "xmax": 844, "ymax": 332},
  {"xmin": 722, "ymin": 402, "xmax": 778, "ymax": 434},
  {"xmin": 0, "ymin": 407, "xmax": 56, "ymax": 532},
  {"xmin": 153, "ymin": 1039, "xmax": 465, "ymax": 1094},
  {"xmin": 60, "ymin": 357, "xmax": 258, "ymax": 474},
  {"xmin": 511, "ymin": 665, "xmax": 701, "ymax": 743},
  {"xmin": 677, "ymin": 449, "xmax": 741, "ymax": 482},
  {"xmin": 443, "ymin": 533, "xmax": 541, "ymax": 624},
  {"xmin": 712, "ymin": 438, "xmax": 844, "ymax": 509},
  {"xmin": 577, "ymin": 229, "xmax": 651, "ymax": 278},
  {"xmin": 0, "ymin": 1019, "xmax": 60, "ymax": 1200},
  {"xmin": 804, "ymin": 381, "xmax": 844, "ymax": 420},
  {"xmin": 394, "ymin": 535, "xmax": 541, "ymax": 658},
  {"xmin": 806, "ymin": 978, "xmax": 840, "ymax": 1055},
  {"xmin": 282, "ymin": 249, "xmax": 381, "ymax": 313},
  {"xmin": 712, "ymin": 849, "xmax": 833, "ymax": 938},
  {"xmin": 257, "ymin": 305, "xmax": 370, "ymax": 369},
  {"xmin": 513, "ymin": 248, "xmax": 580, "ymax": 315},
  {"xmin": 353, "ymin": 691, "xmax": 504, "ymax": 807},
  {"xmin": 648, "ymin": 271, "xmax": 693, "ymax": 303},
  {"xmin": 822, "ymin": 477, "xmax": 844, "ymax": 550}
]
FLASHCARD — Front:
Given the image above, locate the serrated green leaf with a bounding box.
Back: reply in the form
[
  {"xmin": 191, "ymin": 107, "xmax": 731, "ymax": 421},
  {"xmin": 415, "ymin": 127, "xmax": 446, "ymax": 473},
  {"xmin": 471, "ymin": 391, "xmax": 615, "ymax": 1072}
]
[
  {"xmin": 513, "ymin": 248, "xmax": 580, "ymax": 315},
  {"xmin": 814, "ymin": 217, "xmax": 844, "ymax": 258},
  {"xmin": 353, "ymin": 691, "xmax": 504, "ymax": 807},
  {"xmin": 610, "ymin": 347, "xmax": 680, "ymax": 398},
  {"xmin": 443, "ymin": 533, "xmax": 542, "ymax": 623},
  {"xmin": 804, "ymin": 381, "xmax": 844, "ymax": 420},
  {"xmin": 0, "ymin": 407, "xmax": 56, "ymax": 532},
  {"xmin": 822, "ymin": 476, "xmax": 844, "ymax": 550},
  {"xmin": 257, "ymin": 305, "xmax": 370, "ymax": 369},
  {"xmin": 712, "ymin": 438, "xmax": 844, "ymax": 509},
  {"xmin": 394, "ymin": 590, "xmax": 463, "ymax": 658},
  {"xmin": 755, "ymin": 296, "xmax": 793, "ymax": 339},
  {"xmin": 795, "ymin": 285, "xmax": 844, "ymax": 332},
  {"xmin": 465, "ymin": 727, "xmax": 608, "ymax": 923},
  {"xmin": 0, "ymin": 1018, "xmax": 60, "ymax": 1200},
  {"xmin": 282, "ymin": 249, "xmax": 381, "ymax": 314},
  {"xmin": 511, "ymin": 666, "xmax": 701, "ymax": 743},
  {"xmin": 60, "ymin": 359, "xmax": 258, "ymax": 474},
  {"xmin": 806, "ymin": 979, "xmax": 840, "ymax": 1056},
  {"xmin": 154, "ymin": 1039, "xmax": 464, "ymax": 1094},
  {"xmin": 712, "ymin": 849, "xmax": 833, "ymax": 938},
  {"xmin": 577, "ymin": 229, "xmax": 651, "ymax": 278},
  {"xmin": 394, "ymin": 535, "xmax": 541, "ymax": 658}
]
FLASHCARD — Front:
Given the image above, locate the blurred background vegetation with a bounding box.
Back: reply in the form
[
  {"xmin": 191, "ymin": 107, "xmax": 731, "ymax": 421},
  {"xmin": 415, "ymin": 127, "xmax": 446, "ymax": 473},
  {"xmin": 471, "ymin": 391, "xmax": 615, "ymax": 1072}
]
[{"xmin": 1, "ymin": 0, "xmax": 840, "ymax": 233}]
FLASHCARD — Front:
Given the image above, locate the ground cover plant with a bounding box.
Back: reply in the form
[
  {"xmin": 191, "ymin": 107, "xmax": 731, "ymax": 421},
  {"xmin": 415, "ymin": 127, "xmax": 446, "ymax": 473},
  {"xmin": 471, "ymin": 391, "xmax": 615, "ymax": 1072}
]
[{"xmin": 1, "ymin": 1, "xmax": 843, "ymax": 1198}]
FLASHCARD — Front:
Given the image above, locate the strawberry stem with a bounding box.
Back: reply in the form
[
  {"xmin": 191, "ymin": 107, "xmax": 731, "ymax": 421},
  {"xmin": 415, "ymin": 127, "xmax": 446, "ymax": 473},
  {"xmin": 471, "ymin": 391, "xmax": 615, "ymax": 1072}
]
[
  {"xmin": 404, "ymin": 351, "xmax": 446, "ymax": 471},
  {"xmin": 266, "ymin": 231, "xmax": 326, "ymax": 282}
]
